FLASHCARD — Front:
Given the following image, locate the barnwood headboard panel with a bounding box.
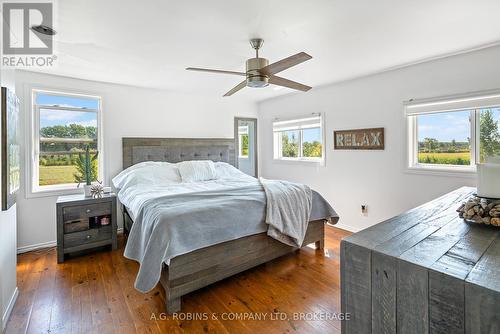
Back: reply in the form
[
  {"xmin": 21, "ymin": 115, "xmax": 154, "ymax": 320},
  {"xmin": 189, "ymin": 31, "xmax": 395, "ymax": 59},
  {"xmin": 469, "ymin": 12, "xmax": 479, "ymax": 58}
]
[{"xmin": 122, "ymin": 138, "xmax": 235, "ymax": 169}]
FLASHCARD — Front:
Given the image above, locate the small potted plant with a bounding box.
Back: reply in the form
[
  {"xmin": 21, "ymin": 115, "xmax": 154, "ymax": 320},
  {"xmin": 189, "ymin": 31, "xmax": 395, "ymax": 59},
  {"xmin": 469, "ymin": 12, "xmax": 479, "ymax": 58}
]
[{"xmin": 74, "ymin": 145, "xmax": 99, "ymax": 197}]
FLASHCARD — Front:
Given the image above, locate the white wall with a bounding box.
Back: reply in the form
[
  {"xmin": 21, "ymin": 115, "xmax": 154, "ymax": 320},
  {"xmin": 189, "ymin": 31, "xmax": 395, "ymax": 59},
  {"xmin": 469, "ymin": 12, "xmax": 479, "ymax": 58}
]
[
  {"xmin": 0, "ymin": 69, "xmax": 18, "ymax": 331},
  {"xmin": 15, "ymin": 71, "xmax": 258, "ymax": 250},
  {"xmin": 258, "ymin": 46, "xmax": 500, "ymax": 232}
]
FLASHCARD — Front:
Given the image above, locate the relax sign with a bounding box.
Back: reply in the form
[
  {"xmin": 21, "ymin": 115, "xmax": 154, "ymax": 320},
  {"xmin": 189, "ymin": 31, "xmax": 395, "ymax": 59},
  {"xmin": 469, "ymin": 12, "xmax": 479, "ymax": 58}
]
[{"xmin": 334, "ymin": 127, "xmax": 385, "ymax": 150}]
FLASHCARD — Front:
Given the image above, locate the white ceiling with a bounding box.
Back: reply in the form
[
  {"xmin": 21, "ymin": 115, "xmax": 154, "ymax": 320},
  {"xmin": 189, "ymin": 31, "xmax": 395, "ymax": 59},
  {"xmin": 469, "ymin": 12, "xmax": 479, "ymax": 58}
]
[{"xmin": 25, "ymin": 0, "xmax": 500, "ymax": 101}]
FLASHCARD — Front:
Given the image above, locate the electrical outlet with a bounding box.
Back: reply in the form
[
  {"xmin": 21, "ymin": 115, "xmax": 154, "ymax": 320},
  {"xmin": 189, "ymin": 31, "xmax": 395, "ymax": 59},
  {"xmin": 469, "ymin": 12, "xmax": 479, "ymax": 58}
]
[{"xmin": 361, "ymin": 204, "xmax": 368, "ymax": 216}]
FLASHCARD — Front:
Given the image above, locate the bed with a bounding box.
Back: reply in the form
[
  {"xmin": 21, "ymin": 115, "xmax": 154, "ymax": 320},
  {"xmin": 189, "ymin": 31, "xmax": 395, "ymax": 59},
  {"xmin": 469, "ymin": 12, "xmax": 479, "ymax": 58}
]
[{"xmin": 118, "ymin": 137, "xmax": 339, "ymax": 313}]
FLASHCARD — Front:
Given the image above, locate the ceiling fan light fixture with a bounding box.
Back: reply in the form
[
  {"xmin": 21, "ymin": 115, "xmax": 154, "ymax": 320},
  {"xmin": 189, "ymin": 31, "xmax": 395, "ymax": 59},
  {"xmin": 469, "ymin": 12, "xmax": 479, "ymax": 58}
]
[
  {"xmin": 246, "ymin": 77, "xmax": 269, "ymax": 88},
  {"xmin": 31, "ymin": 24, "xmax": 56, "ymax": 35},
  {"xmin": 246, "ymin": 57, "xmax": 269, "ymax": 87},
  {"xmin": 186, "ymin": 38, "xmax": 312, "ymax": 96}
]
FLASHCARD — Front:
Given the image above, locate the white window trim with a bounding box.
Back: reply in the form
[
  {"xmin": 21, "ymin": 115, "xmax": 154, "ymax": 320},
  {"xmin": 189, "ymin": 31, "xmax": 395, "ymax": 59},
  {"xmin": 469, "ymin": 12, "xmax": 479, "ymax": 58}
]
[
  {"xmin": 25, "ymin": 85, "xmax": 104, "ymax": 198},
  {"xmin": 404, "ymin": 89, "xmax": 500, "ymax": 178},
  {"xmin": 273, "ymin": 113, "xmax": 325, "ymax": 165}
]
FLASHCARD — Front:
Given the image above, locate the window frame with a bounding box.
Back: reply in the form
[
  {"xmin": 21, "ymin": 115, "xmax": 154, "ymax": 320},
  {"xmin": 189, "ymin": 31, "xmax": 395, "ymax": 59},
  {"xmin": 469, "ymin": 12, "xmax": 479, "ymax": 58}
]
[
  {"xmin": 404, "ymin": 90, "xmax": 500, "ymax": 177},
  {"xmin": 26, "ymin": 87, "xmax": 103, "ymax": 197},
  {"xmin": 273, "ymin": 114, "xmax": 325, "ymax": 164}
]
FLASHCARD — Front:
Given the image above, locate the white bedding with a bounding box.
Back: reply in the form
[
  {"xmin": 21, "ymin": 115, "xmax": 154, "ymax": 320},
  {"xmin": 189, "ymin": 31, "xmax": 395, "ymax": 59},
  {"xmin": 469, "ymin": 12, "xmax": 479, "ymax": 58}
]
[{"xmin": 113, "ymin": 161, "xmax": 338, "ymax": 292}]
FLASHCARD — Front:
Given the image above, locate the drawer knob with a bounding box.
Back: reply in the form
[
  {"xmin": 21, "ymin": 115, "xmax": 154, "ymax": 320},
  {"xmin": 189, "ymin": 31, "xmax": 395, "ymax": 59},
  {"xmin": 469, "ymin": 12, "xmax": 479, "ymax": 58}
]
[
  {"xmin": 86, "ymin": 209, "xmax": 91, "ymax": 213},
  {"xmin": 86, "ymin": 235, "xmax": 92, "ymax": 239}
]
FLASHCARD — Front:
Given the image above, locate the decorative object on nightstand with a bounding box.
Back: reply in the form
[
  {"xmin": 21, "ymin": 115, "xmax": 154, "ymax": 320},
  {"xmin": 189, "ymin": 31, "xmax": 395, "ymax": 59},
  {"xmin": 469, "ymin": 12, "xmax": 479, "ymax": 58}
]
[
  {"xmin": 56, "ymin": 193, "xmax": 117, "ymax": 263},
  {"xmin": 90, "ymin": 181, "xmax": 104, "ymax": 198},
  {"xmin": 75, "ymin": 145, "xmax": 99, "ymax": 197}
]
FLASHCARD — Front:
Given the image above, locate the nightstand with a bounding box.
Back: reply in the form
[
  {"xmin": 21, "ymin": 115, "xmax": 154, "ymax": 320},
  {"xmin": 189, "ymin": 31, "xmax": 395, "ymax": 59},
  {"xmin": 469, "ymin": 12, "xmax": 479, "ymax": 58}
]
[{"xmin": 56, "ymin": 193, "xmax": 117, "ymax": 263}]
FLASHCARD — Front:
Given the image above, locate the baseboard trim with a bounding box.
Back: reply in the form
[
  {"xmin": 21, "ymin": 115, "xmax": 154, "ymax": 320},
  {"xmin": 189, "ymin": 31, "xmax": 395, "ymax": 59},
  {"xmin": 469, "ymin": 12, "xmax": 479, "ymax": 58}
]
[
  {"xmin": 333, "ymin": 222, "xmax": 362, "ymax": 233},
  {"xmin": 17, "ymin": 240, "xmax": 56, "ymax": 254},
  {"xmin": 2, "ymin": 287, "xmax": 18, "ymax": 331}
]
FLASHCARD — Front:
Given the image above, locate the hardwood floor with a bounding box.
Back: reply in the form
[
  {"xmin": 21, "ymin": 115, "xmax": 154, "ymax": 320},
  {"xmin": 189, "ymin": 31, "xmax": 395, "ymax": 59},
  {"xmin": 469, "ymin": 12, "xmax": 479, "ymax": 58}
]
[{"xmin": 6, "ymin": 226, "xmax": 351, "ymax": 334}]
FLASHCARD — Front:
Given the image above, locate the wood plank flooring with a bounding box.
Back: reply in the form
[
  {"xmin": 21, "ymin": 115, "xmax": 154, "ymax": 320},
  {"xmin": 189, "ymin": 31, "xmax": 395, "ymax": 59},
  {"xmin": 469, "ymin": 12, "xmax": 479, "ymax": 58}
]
[{"xmin": 6, "ymin": 226, "xmax": 351, "ymax": 334}]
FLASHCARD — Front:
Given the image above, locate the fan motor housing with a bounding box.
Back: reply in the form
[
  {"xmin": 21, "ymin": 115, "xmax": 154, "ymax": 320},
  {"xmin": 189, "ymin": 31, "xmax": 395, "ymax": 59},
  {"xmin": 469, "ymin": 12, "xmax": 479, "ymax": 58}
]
[{"xmin": 246, "ymin": 58, "xmax": 269, "ymax": 87}]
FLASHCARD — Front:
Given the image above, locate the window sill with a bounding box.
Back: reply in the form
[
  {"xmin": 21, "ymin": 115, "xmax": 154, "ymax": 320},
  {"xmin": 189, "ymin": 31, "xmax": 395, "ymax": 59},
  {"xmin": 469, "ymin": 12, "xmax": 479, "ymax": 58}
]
[
  {"xmin": 405, "ymin": 164, "xmax": 476, "ymax": 178},
  {"xmin": 273, "ymin": 158, "xmax": 324, "ymax": 166},
  {"xmin": 27, "ymin": 184, "xmax": 84, "ymax": 199}
]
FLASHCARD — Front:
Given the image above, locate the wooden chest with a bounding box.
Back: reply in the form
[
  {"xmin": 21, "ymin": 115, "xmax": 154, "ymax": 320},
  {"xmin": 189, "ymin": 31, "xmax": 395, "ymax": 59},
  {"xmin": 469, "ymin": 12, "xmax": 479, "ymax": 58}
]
[{"xmin": 341, "ymin": 187, "xmax": 499, "ymax": 334}]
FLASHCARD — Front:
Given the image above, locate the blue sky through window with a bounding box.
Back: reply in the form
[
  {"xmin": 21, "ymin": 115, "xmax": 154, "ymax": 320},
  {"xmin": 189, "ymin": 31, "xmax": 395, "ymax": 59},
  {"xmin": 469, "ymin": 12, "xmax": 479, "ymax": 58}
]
[
  {"xmin": 40, "ymin": 109, "xmax": 97, "ymax": 128},
  {"xmin": 418, "ymin": 110, "xmax": 470, "ymax": 142},
  {"xmin": 37, "ymin": 93, "xmax": 99, "ymax": 129},
  {"xmin": 303, "ymin": 127, "xmax": 321, "ymax": 143},
  {"xmin": 36, "ymin": 93, "xmax": 99, "ymax": 109},
  {"xmin": 417, "ymin": 108, "xmax": 500, "ymax": 142}
]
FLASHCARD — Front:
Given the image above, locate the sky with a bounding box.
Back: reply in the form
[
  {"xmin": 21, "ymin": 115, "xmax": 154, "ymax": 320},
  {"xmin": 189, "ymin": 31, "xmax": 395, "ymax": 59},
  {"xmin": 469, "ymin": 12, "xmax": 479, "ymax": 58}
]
[
  {"xmin": 303, "ymin": 127, "xmax": 321, "ymax": 143},
  {"xmin": 418, "ymin": 108, "xmax": 500, "ymax": 142},
  {"xmin": 37, "ymin": 93, "xmax": 98, "ymax": 128},
  {"xmin": 283, "ymin": 128, "xmax": 321, "ymax": 143}
]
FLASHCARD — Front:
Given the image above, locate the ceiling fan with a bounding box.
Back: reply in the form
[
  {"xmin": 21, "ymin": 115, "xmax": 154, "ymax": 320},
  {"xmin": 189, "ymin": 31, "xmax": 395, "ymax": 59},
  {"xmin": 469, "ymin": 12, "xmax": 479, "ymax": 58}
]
[{"xmin": 186, "ymin": 38, "xmax": 312, "ymax": 97}]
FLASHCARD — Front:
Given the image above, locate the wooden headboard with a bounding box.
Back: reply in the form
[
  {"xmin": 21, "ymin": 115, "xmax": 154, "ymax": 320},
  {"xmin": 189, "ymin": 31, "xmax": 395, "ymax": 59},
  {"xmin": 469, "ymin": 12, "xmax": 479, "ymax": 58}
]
[{"xmin": 122, "ymin": 138, "xmax": 235, "ymax": 169}]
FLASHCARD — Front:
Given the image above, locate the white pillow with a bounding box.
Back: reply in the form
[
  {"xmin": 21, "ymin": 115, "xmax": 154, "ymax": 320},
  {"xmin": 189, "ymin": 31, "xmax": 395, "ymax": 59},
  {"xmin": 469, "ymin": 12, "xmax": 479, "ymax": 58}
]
[
  {"xmin": 177, "ymin": 160, "xmax": 217, "ymax": 182},
  {"xmin": 215, "ymin": 162, "xmax": 253, "ymax": 179},
  {"xmin": 112, "ymin": 162, "xmax": 181, "ymax": 189}
]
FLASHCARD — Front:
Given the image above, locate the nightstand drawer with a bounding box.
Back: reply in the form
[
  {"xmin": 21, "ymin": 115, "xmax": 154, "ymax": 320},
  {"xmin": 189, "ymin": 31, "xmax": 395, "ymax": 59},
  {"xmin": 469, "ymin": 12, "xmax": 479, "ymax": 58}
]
[
  {"xmin": 63, "ymin": 219, "xmax": 90, "ymax": 233},
  {"xmin": 64, "ymin": 226, "xmax": 112, "ymax": 248},
  {"xmin": 63, "ymin": 202, "xmax": 111, "ymax": 222}
]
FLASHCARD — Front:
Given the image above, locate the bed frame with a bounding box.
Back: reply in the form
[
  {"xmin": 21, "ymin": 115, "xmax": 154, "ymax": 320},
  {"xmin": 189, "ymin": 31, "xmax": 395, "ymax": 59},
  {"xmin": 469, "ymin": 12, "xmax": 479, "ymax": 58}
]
[{"xmin": 121, "ymin": 137, "xmax": 332, "ymax": 313}]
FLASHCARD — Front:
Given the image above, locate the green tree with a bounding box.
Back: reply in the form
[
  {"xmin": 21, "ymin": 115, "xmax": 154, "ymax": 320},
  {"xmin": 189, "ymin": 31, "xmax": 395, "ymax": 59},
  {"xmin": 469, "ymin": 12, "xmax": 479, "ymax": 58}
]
[
  {"xmin": 282, "ymin": 132, "xmax": 298, "ymax": 157},
  {"xmin": 240, "ymin": 134, "xmax": 249, "ymax": 156},
  {"xmin": 303, "ymin": 141, "xmax": 322, "ymax": 157},
  {"xmin": 423, "ymin": 137, "xmax": 438, "ymax": 152},
  {"xmin": 40, "ymin": 124, "xmax": 96, "ymax": 140},
  {"xmin": 479, "ymin": 109, "xmax": 500, "ymax": 162},
  {"xmin": 40, "ymin": 124, "xmax": 97, "ymax": 166}
]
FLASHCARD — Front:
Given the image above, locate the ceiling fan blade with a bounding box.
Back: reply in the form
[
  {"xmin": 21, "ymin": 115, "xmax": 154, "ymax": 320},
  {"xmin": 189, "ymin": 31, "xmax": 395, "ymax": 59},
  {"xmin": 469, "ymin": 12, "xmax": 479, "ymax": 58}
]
[
  {"xmin": 269, "ymin": 76, "xmax": 311, "ymax": 92},
  {"xmin": 259, "ymin": 52, "xmax": 312, "ymax": 76},
  {"xmin": 223, "ymin": 80, "xmax": 247, "ymax": 97},
  {"xmin": 186, "ymin": 67, "xmax": 246, "ymax": 76}
]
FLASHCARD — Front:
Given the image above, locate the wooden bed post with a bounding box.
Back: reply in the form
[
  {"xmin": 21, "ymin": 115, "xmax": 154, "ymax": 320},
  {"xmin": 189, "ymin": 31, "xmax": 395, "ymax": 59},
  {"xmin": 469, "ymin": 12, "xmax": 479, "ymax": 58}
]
[
  {"xmin": 160, "ymin": 267, "xmax": 182, "ymax": 314},
  {"xmin": 314, "ymin": 219, "xmax": 326, "ymax": 250},
  {"xmin": 166, "ymin": 297, "xmax": 181, "ymax": 314}
]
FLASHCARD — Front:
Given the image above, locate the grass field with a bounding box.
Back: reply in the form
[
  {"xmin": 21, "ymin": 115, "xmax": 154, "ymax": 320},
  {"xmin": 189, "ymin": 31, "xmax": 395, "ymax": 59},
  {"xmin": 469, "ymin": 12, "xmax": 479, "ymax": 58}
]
[
  {"xmin": 39, "ymin": 165, "xmax": 78, "ymax": 185},
  {"xmin": 418, "ymin": 152, "xmax": 470, "ymax": 165}
]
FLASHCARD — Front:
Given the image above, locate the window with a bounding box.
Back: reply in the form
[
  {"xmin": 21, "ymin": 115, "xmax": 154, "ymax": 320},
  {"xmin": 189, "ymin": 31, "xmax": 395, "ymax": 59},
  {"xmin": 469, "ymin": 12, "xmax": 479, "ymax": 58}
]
[
  {"xmin": 406, "ymin": 92, "xmax": 500, "ymax": 173},
  {"xmin": 273, "ymin": 115, "xmax": 323, "ymax": 162},
  {"xmin": 238, "ymin": 125, "xmax": 249, "ymax": 158},
  {"xmin": 30, "ymin": 90, "xmax": 102, "ymax": 193}
]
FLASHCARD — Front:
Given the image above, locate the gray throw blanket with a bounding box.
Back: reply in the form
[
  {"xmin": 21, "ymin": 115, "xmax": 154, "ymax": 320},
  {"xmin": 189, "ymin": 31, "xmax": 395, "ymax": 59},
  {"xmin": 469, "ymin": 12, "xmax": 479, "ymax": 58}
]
[{"xmin": 260, "ymin": 177, "xmax": 312, "ymax": 247}]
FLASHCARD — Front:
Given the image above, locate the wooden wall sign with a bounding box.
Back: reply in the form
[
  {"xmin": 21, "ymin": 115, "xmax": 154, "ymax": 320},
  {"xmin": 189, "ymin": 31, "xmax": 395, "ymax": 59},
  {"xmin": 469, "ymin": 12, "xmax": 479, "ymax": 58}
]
[{"xmin": 334, "ymin": 127, "xmax": 384, "ymax": 150}]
